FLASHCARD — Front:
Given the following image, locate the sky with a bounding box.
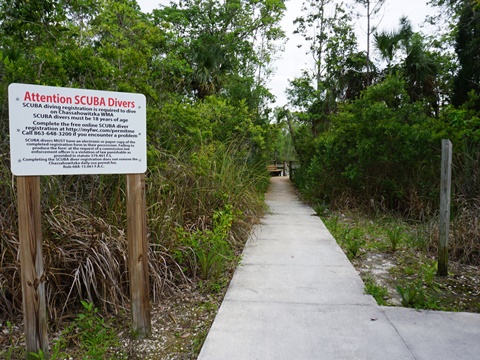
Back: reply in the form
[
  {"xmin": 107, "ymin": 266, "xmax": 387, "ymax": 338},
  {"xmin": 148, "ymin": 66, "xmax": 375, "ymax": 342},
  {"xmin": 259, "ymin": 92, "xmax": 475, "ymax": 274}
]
[{"xmin": 136, "ymin": 0, "xmax": 432, "ymax": 107}]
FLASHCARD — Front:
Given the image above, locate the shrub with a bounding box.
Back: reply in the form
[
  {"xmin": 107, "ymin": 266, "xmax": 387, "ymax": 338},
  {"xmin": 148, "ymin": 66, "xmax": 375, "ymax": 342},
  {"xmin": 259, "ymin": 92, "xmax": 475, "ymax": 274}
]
[
  {"xmin": 294, "ymin": 75, "xmax": 439, "ymax": 215},
  {"xmin": 0, "ymin": 143, "xmax": 268, "ymax": 319}
]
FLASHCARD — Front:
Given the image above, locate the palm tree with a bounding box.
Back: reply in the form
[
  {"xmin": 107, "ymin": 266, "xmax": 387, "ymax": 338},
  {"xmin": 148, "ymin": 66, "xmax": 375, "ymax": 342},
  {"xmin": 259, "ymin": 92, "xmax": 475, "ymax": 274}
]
[
  {"xmin": 374, "ymin": 17, "xmax": 439, "ymax": 117},
  {"xmin": 190, "ymin": 34, "xmax": 231, "ymax": 100},
  {"xmin": 374, "ymin": 30, "xmax": 399, "ymax": 71}
]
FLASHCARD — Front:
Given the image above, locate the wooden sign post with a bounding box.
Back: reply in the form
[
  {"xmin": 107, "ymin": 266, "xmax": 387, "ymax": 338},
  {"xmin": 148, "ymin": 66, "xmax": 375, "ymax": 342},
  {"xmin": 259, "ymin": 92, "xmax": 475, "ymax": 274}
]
[
  {"xmin": 17, "ymin": 176, "xmax": 49, "ymax": 359},
  {"xmin": 127, "ymin": 173, "xmax": 151, "ymax": 338},
  {"xmin": 438, "ymin": 139, "xmax": 452, "ymax": 277},
  {"xmin": 9, "ymin": 84, "xmax": 151, "ymax": 357}
]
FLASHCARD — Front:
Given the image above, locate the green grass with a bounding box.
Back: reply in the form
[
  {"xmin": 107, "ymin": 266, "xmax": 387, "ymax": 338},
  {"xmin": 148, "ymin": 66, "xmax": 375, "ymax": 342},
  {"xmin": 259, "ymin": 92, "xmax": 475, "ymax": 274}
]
[
  {"xmin": 323, "ymin": 210, "xmax": 478, "ymax": 313},
  {"xmin": 363, "ymin": 276, "xmax": 389, "ymax": 306},
  {"xmin": 1, "ymin": 301, "xmax": 127, "ymax": 360}
]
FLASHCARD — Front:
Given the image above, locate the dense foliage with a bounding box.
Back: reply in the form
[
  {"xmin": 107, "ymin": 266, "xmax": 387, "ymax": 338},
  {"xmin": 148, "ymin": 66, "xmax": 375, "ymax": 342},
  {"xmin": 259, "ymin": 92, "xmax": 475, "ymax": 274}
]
[
  {"xmin": 286, "ymin": 0, "xmax": 479, "ymax": 263},
  {"xmin": 1, "ymin": 0, "xmax": 479, "ymax": 327},
  {"xmin": 0, "ymin": 0, "xmax": 286, "ymax": 319}
]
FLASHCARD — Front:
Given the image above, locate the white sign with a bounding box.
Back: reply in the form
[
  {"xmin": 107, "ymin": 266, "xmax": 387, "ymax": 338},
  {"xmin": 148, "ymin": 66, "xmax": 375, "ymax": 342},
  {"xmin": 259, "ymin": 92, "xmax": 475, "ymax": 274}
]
[{"xmin": 9, "ymin": 83, "xmax": 147, "ymax": 176}]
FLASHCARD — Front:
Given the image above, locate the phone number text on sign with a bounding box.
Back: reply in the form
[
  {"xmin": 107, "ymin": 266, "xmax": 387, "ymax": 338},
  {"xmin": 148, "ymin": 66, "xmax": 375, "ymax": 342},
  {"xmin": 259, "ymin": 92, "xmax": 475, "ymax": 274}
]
[{"xmin": 9, "ymin": 83, "xmax": 147, "ymax": 176}]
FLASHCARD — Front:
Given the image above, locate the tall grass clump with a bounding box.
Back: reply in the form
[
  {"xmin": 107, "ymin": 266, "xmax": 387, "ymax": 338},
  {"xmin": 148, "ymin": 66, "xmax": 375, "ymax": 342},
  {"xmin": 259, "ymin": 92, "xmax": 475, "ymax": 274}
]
[
  {"xmin": 0, "ymin": 141, "xmax": 269, "ymax": 320},
  {"xmin": 146, "ymin": 143, "xmax": 268, "ymax": 292},
  {"xmin": 386, "ymin": 226, "xmax": 403, "ymax": 252},
  {"xmin": 425, "ymin": 142, "xmax": 480, "ymax": 265},
  {"xmin": 449, "ymin": 142, "xmax": 480, "ymax": 265}
]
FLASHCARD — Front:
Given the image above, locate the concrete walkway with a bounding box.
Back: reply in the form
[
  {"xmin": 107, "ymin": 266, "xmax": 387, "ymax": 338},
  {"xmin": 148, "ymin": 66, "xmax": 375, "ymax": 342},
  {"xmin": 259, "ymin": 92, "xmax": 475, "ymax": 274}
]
[{"xmin": 198, "ymin": 177, "xmax": 480, "ymax": 360}]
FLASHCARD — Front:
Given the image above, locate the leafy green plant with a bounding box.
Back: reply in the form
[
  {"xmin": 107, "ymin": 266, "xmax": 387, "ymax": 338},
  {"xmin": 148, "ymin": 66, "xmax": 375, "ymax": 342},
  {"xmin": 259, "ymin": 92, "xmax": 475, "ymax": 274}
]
[
  {"xmin": 28, "ymin": 349, "xmax": 47, "ymax": 360},
  {"xmin": 341, "ymin": 227, "xmax": 365, "ymax": 259},
  {"xmin": 329, "ymin": 215, "xmax": 340, "ymax": 234},
  {"xmin": 421, "ymin": 260, "xmax": 438, "ymax": 286},
  {"xmin": 345, "ymin": 238, "xmax": 364, "ymax": 259},
  {"xmin": 324, "ymin": 214, "xmax": 340, "ymax": 236},
  {"xmin": 313, "ymin": 203, "xmax": 329, "ymax": 217},
  {"xmin": 396, "ymin": 283, "xmax": 424, "ymax": 308},
  {"xmin": 386, "ymin": 226, "xmax": 403, "ymax": 252},
  {"xmin": 363, "ymin": 276, "xmax": 389, "ymax": 305},
  {"xmin": 175, "ymin": 204, "xmax": 238, "ymax": 291},
  {"xmin": 72, "ymin": 300, "xmax": 125, "ymax": 359},
  {"xmin": 21, "ymin": 301, "xmax": 125, "ymax": 360}
]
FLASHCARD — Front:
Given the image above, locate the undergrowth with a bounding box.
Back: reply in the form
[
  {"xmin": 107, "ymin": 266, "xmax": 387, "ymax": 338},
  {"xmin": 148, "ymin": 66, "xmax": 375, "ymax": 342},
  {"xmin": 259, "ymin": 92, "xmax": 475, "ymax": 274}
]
[
  {"xmin": 0, "ymin": 142, "xmax": 268, "ymax": 322},
  {"xmin": 363, "ymin": 275, "xmax": 389, "ymax": 306},
  {"xmin": 1, "ymin": 301, "xmax": 127, "ymax": 360},
  {"xmin": 322, "ymin": 208, "xmax": 480, "ymax": 313}
]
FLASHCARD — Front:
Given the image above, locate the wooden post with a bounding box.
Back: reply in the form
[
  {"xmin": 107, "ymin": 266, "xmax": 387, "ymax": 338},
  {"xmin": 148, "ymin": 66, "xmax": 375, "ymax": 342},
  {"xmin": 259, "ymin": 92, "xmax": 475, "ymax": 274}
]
[
  {"xmin": 126, "ymin": 174, "xmax": 151, "ymax": 338},
  {"xmin": 438, "ymin": 140, "xmax": 452, "ymax": 277},
  {"xmin": 17, "ymin": 176, "xmax": 48, "ymax": 359}
]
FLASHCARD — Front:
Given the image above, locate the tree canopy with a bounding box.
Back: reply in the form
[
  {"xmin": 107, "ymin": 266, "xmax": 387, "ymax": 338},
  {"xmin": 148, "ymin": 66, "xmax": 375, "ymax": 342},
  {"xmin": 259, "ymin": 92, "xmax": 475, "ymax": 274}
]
[
  {"xmin": 284, "ymin": 0, "xmax": 480, "ymax": 218},
  {"xmin": 0, "ymin": 0, "xmax": 479, "ymax": 325}
]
